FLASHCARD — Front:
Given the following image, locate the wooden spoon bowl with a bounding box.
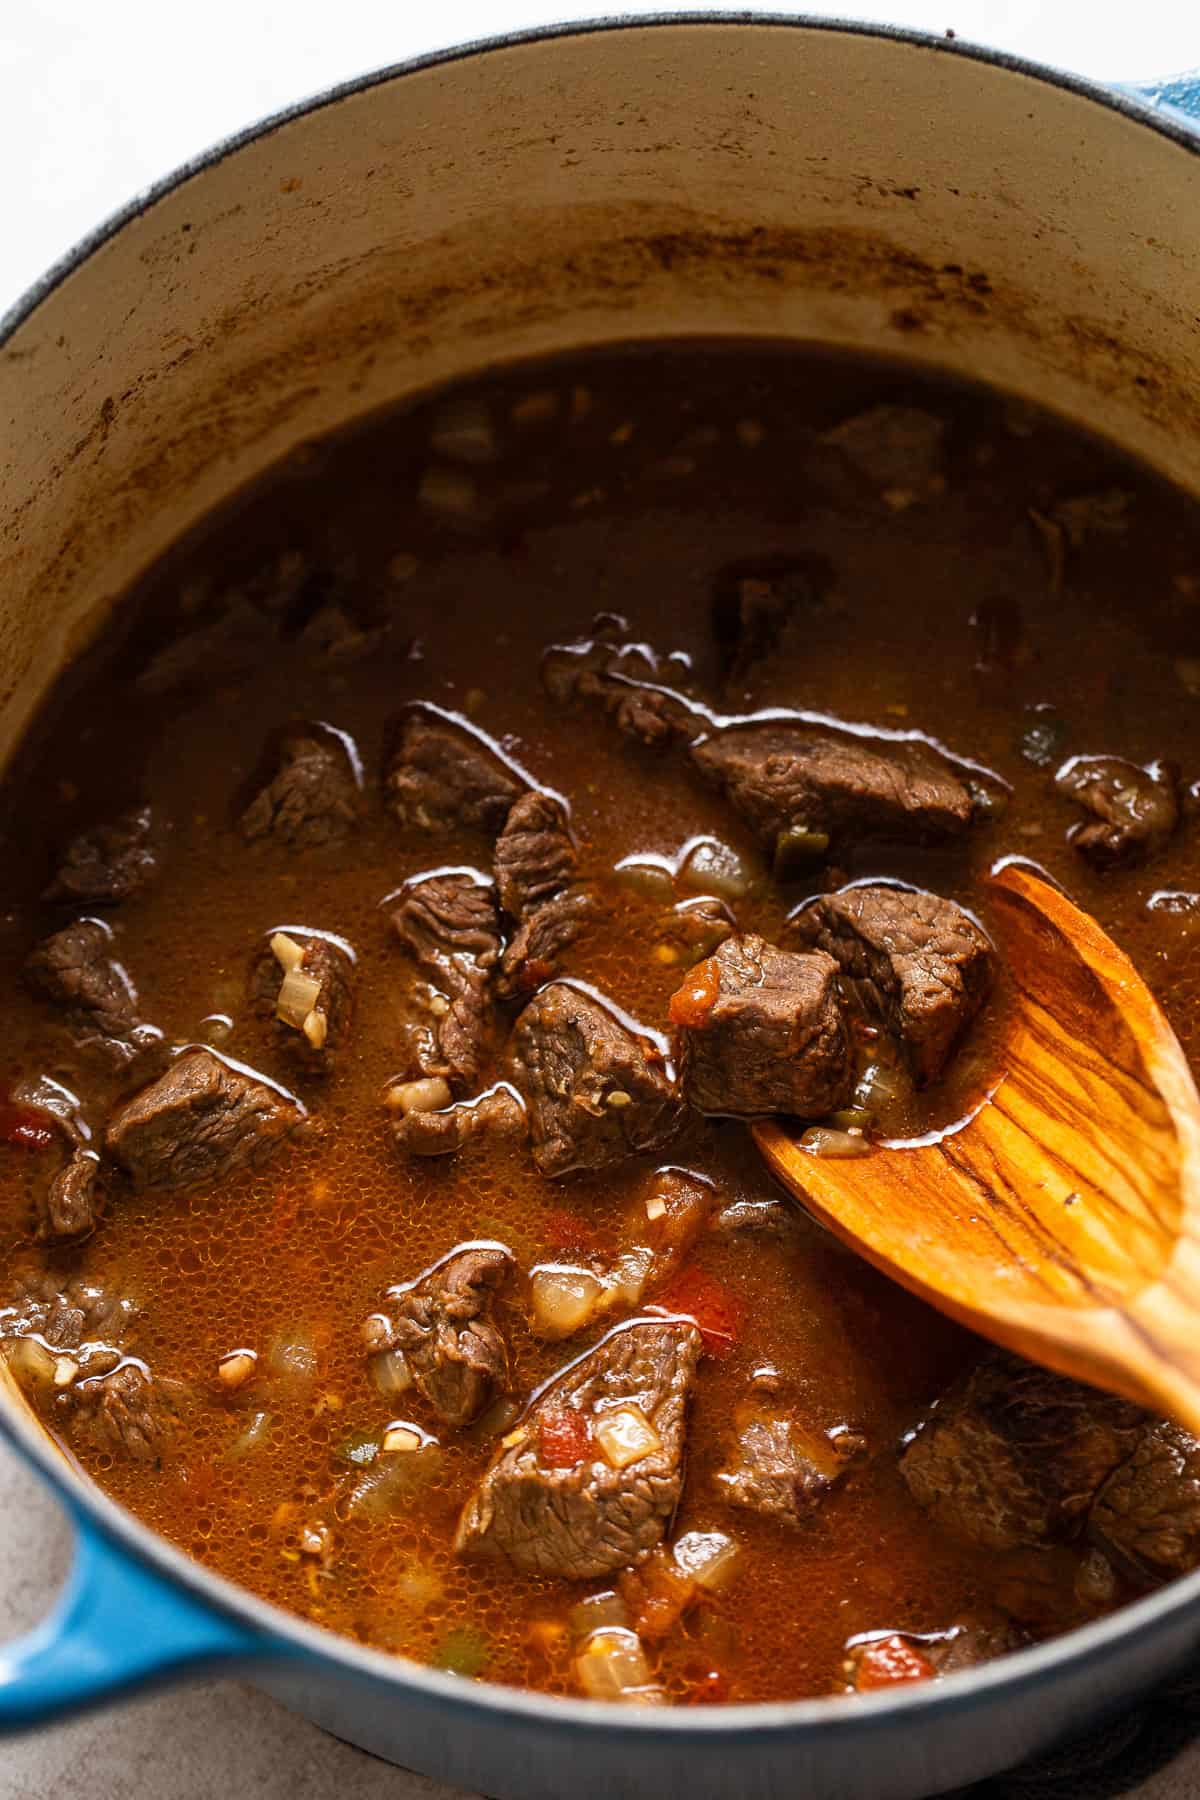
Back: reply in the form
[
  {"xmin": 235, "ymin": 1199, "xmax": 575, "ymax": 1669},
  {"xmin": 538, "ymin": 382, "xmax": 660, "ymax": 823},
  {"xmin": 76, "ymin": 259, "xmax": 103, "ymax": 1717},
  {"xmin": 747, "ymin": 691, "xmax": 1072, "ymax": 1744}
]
[{"xmin": 756, "ymin": 861, "xmax": 1200, "ymax": 1432}]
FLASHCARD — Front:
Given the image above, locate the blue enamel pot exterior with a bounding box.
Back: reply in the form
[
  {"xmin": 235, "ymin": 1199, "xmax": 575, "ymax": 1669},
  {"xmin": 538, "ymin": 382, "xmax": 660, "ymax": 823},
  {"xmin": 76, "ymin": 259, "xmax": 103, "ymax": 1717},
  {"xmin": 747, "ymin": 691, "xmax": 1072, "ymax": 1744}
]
[{"xmin": 1, "ymin": 19, "xmax": 1199, "ymax": 1797}]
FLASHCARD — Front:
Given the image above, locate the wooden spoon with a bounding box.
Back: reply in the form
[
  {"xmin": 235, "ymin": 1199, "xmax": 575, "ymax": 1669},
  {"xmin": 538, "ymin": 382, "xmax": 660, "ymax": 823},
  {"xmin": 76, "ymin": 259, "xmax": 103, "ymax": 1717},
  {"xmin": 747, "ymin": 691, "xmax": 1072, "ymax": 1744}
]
[{"xmin": 755, "ymin": 860, "xmax": 1200, "ymax": 1433}]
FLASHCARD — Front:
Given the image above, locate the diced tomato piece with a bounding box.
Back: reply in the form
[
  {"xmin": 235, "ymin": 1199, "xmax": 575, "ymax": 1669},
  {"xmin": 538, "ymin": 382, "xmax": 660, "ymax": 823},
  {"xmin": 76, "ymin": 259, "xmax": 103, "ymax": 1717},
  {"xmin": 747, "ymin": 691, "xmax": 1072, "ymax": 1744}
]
[
  {"xmin": 541, "ymin": 1208, "xmax": 602, "ymax": 1254},
  {"xmin": 538, "ymin": 1406, "xmax": 593, "ymax": 1469},
  {"xmin": 853, "ymin": 1634, "xmax": 936, "ymax": 1692},
  {"xmin": 667, "ymin": 957, "xmax": 721, "ymax": 1029},
  {"xmin": 0, "ymin": 1103, "xmax": 56, "ymax": 1151},
  {"xmin": 652, "ymin": 1265, "xmax": 743, "ymax": 1359}
]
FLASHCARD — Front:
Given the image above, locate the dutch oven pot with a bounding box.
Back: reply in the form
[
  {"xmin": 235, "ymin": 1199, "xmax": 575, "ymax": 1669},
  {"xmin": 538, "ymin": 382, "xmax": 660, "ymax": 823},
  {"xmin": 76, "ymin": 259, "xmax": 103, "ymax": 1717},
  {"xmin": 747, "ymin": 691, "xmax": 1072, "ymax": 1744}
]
[{"xmin": 1, "ymin": 18, "xmax": 1199, "ymax": 1797}]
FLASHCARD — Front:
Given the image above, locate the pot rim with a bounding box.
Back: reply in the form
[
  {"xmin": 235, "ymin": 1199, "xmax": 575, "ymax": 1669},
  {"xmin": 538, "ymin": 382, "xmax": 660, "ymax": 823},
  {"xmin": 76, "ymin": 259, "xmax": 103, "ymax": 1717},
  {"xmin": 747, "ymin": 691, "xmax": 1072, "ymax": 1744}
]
[{"xmin": 3, "ymin": 8, "xmax": 1199, "ymax": 1738}]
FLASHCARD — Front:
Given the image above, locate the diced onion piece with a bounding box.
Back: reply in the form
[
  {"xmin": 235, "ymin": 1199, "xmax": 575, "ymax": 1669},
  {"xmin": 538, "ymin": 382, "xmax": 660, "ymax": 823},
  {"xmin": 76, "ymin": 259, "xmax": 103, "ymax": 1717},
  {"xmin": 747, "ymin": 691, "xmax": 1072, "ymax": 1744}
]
[
  {"xmin": 645, "ymin": 1196, "xmax": 667, "ymax": 1222},
  {"xmin": 369, "ymin": 1347, "xmax": 413, "ymax": 1398},
  {"xmin": 52, "ymin": 1356, "xmax": 80, "ymax": 1390},
  {"xmin": 530, "ymin": 1265, "xmax": 603, "ymax": 1339},
  {"xmin": 604, "ymin": 1248, "xmax": 653, "ymax": 1309},
  {"xmin": 799, "ymin": 1126, "xmax": 872, "ymax": 1159},
  {"xmin": 271, "ymin": 932, "xmax": 306, "ymax": 973},
  {"xmin": 268, "ymin": 1331, "xmax": 316, "ymax": 1382},
  {"xmin": 419, "ymin": 464, "xmax": 484, "ymax": 519},
  {"xmin": 218, "ymin": 1349, "xmax": 258, "ymax": 1390},
  {"xmin": 568, "ymin": 1591, "xmax": 629, "ymax": 1643},
  {"xmin": 431, "ymin": 396, "xmax": 498, "ymax": 465},
  {"xmin": 673, "ymin": 1530, "xmax": 742, "ymax": 1592},
  {"xmin": 302, "ymin": 1008, "xmax": 328, "ymax": 1049},
  {"xmin": 575, "ymin": 1627, "xmax": 661, "ymax": 1702},
  {"xmin": 4, "ymin": 1336, "xmax": 58, "ymax": 1394},
  {"xmin": 277, "ymin": 966, "xmax": 322, "ymax": 1029},
  {"xmin": 385, "ymin": 1077, "xmax": 452, "ymax": 1116},
  {"xmin": 594, "ymin": 1404, "xmax": 661, "ymax": 1470},
  {"xmin": 679, "ymin": 837, "xmax": 751, "ymax": 900},
  {"xmin": 228, "ymin": 1410, "xmax": 273, "ymax": 1459}
]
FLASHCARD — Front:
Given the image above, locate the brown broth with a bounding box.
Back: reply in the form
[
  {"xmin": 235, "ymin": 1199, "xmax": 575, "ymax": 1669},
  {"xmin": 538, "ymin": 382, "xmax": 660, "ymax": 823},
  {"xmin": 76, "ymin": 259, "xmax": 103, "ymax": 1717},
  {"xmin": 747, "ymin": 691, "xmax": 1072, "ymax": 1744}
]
[{"xmin": 1, "ymin": 342, "xmax": 1198, "ymax": 1703}]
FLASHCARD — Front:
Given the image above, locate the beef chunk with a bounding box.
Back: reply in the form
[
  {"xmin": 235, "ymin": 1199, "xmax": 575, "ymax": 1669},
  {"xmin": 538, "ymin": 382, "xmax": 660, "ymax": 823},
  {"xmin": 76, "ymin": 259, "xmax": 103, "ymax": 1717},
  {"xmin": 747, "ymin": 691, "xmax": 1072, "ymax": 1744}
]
[
  {"xmin": 494, "ymin": 789, "xmax": 576, "ymax": 917},
  {"xmin": 105, "ymin": 1048, "xmax": 303, "ymax": 1190},
  {"xmin": 455, "ymin": 1319, "xmax": 701, "ymax": 1578},
  {"xmin": 68, "ymin": 1362, "xmax": 175, "ymax": 1463},
  {"xmin": 900, "ymin": 1351, "xmax": 1146, "ymax": 1551},
  {"xmin": 691, "ymin": 725, "xmax": 975, "ymax": 861},
  {"xmin": 384, "ymin": 708, "xmax": 523, "ymax": 834},
  {"xmin": 790, "ymin": 884, "xmax": 993, "ymax": 1085},
  {"xmin": 716, "ymin": 1410, "xmax": 857, "ymax": 1525},
  {"xmin": 672, "ymin": 934, "xmax": 853, "ymax": 1118},
  {"xmin": 496, "ymin": 890, "xmax": 595, "ymax": 1001},
  {"xmin": 44, "ymin": 807, "xmax": 161, "ymax": 905},
  {"xmin": 1, "ymin": 1272, "xmax": 136, "ymax": 1351},
  {"xmin": 392, "ymin": 873, "xmax": 502, "ymax": 1088},
  {"xmin": 249, "ymin": 930, "xmax": 356, "ymax": 1065},
  {"xmin": 508, "ymin": 983, "xmax": 677, "ymax": 1176},
  {"xmin": 364, "ymin": 1245, "xmax": 513, "ymax": 1429},
  {"xmin": 25, "ymin": 918, "xmax": 155, "ymax": 1069},
  {"xmin": 822, "ymin": 404, "xmax": 945, "ymax": 491},
  {"xmin": 712, "ymin": 556, "xmax": 831, "ymax": 684},
  {"xmin": 542, "ymin": 632, "xmax": 703, "ymax": 750},
  {"xmin": 38, "ymin": 1149, "xmax": 102, "ymax": 1243},
  {"xmin": 392, "ymin": 1083, "xmax": 527, "ymax": 1158},
  {"xmin": 1055, "ymin": 755, "xmax": 1179, "ymax": 868},
  {"xmin": 1091, "ymin": 1422, "xmax": 1200, "ymax": 1579},
  {"xmin": 240, "ymin": 722, "xmax": 363, "ymax": 849},
  {"xmin": 492, "ymin": 790, "xmax": 593, "ymax": 994}
]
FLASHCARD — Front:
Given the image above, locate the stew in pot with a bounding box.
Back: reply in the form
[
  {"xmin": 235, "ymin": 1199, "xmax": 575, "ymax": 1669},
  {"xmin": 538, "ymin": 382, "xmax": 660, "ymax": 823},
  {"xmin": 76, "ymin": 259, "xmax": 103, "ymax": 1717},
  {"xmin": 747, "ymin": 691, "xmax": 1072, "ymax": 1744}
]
[{"xmin": 2, "ymin": 343, "xmax": 1199, "ymax": 1705}]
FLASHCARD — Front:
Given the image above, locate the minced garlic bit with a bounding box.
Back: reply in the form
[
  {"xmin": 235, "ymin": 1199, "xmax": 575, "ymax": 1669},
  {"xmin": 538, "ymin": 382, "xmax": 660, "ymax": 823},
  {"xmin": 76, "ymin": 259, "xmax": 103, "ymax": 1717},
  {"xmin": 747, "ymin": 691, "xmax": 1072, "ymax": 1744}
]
[
  {"xmin": 302, "ymin": 1007, "xmax": 328, "ymax": 1049},
  {"xmin": 384, "ymin": 1076, "xmax": 452, "ymax": 1116},
  {"xmin": 218, "ymin": 1349, "xmax": 258, "ymax": 1390},
  {"xmin": 645, "ymin": 1195, "xmax": 667, "ymax": 1222},
  {"xmin": 53, "ymin": 1356, "xmax": 80, "ymax": 1389},
  {"xmin": 382, "ymin": 1423, "xmax": 424, "ymax": 1454}
]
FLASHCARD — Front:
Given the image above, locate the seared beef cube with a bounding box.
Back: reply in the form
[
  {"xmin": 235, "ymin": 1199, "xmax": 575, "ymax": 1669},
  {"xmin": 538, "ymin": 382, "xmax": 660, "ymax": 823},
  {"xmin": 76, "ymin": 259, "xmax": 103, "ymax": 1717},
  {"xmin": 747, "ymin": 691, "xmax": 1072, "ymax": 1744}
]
[
  {"xmin": 900, "ymin": 1350, "xmax": 1145, "ymax": 1551},
  {"xmin": 790, "ymin": 884, "xmax": 993, "ymax": 1085},
  {"xmin": 1055, "ymin": 755, "xmax": 1179, "ymax": 868},
  {"xmin": 25, "ymin": 918, "xmax": 153, "ymax": 1068},
  {"xmin": 37, "ymin": 1149, "xmax": 102, "ymax": 1243},
  {"xmin": 364, "ymin": 1244, "xmax": 513, "ymax": 1428},
  {"xmin": 671, "ymin": 934, "xmax": 853, "ymax": 1118},
  {"xmin": 716, "ymin": 1410, "xmax": 857, "ymax": 1525},
  {"xmin": 455, "ymin": 1319, "xmax": 702, "ymax": 1578},
  {"xmin": 384, "ymin": 708, "xmax": 523, "ymax": 834},
  {"xmin": 508, "ymin": 983, "xmax": 677, "ymax": 1176},
  {"xmin": 69, "ymin": 1362, "xmax": 175, "ymax": 1463},
  {"xmin": 44, "ymin": 807, "xmax": 161, "ymax": 905},
  {"xmin": 392, "ymin": 873, "xmax": 502, "ymax": 1088},
  {"xmin": 250, "ymin": 929, "xmax": 356, "ymax": 1065},
  {"xmin": 542, "ymin": 634, "xmax": 702, "ymax": 750},
  {"xmin": 690, "ymin": 725, "xmax": 975, "ymax": 859},
  {"xmin": 1091, "ymin": 1422, "xmax": 1200, "ymax": 1579},
  {"xmin": 1, "ymin": 1273, "xmax": 136, "ymax": 1352},
  {"xmin": 105, "ymin": 1048, "xmax": 303, "ymax": 1190},
  {"xmin": 496, "ymin": 890, "xmax": 595, "ymax": 1001},
  {"xmin": 240, "ymin": 721, "xmax": 363, "ymax": 849},
  {"xmin": 713, "ymin": 556, "xmax": 830, "ymax": 684},
  {"xmin": 822, "ymin": 404, "xmax": 945, "ymax": 491},
  {"xmin": 494, "ymin": 790, "xmax": 576, "ymax": 918},
  {"xmin": 990, "ymin": 1545, "xmax": 1119, "ymax": 1629},
  {"xmin": 391, "ymin": 1083, "xmax": 527, "ymax": 1158}
]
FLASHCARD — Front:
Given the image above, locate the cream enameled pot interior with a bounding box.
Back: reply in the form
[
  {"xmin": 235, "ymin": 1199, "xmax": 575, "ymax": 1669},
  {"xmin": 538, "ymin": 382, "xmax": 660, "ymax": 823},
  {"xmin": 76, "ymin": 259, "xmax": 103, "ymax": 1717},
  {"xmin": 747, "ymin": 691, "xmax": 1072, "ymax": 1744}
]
[{"xmin": 1, "ymin": 21, "xmax": 1198, "ymax": 786}]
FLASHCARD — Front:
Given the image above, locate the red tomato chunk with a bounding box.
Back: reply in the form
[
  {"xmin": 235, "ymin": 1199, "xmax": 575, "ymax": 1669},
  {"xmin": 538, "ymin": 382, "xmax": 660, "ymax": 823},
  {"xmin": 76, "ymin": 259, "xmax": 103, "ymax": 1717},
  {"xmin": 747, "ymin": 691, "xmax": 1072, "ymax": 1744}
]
[{"xmin": 538, "ymin": 1407, "xmax": 593, "ymax": 1468}]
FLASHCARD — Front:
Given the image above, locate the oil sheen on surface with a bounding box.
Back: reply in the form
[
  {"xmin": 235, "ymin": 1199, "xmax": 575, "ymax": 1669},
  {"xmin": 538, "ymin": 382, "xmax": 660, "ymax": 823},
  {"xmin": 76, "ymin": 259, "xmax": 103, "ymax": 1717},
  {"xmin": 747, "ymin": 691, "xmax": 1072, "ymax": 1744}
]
[{"xmin": 1, "ymin": 344, "xmax": 1198, "ymax": 1704}]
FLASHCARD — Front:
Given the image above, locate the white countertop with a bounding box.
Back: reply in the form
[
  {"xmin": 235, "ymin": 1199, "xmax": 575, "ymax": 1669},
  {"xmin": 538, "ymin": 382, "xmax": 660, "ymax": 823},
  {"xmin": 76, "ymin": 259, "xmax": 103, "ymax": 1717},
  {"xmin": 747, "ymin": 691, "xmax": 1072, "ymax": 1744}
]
[{"xmin": 1, "ymin": 3, "xmax": 1198, "ymax": 1794}]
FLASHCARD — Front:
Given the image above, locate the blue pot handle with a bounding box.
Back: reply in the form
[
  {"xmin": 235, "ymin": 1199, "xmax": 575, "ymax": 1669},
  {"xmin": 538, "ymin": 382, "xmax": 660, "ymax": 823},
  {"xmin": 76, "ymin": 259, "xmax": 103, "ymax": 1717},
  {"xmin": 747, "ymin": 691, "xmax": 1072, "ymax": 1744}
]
[
  {"xmin": 1117, "ymin": 70, "xmax": 1200, "ymax": 124},
  {"xmin": 0, "ymin": 1499, "xmax": 275, "ymax": 1730}
]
